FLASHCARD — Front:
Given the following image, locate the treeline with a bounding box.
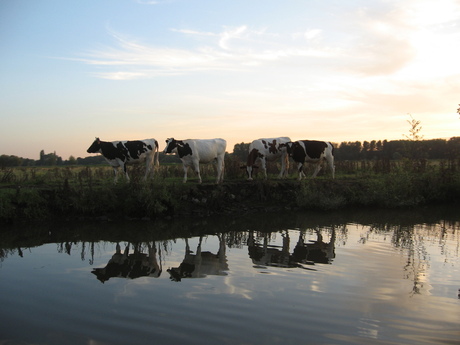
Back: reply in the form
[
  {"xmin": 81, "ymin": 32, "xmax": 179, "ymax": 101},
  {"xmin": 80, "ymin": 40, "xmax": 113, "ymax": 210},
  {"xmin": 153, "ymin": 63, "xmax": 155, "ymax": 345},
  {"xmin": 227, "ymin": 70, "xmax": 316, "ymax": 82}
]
[
  {"xmin": 335, "ymin": 137, "xmax": 460, "ymax": 160},
  {"xmin": 1, "ymin": 137, "xmax": 460, "ymax": 168},
  {"xmin": 0, "ymin": 151, "xmax": 107, "ymax": 168},
  {"xmin": 0, "ymin": 150, "xmax": 182, "ymax": 168},
  {"xmin": 233, "ymin": 137, "xmax": 460, "ymax": 161}
]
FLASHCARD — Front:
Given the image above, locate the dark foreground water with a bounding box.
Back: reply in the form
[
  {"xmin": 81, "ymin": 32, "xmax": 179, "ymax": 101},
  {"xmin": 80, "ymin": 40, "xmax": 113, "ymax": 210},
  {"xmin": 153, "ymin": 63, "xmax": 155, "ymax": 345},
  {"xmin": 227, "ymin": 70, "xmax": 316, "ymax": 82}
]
[{"xmin": 1, "ymin": 206, "xmax": 459, "ymax": 345}]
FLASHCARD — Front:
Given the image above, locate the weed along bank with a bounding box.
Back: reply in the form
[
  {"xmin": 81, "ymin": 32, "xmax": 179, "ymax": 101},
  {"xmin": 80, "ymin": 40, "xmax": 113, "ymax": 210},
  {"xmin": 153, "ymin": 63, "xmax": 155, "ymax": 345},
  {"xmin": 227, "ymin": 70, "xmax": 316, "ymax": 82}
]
[{"xmin": 1, "ymin": 159, "xmax": 460, "ymax": 222}]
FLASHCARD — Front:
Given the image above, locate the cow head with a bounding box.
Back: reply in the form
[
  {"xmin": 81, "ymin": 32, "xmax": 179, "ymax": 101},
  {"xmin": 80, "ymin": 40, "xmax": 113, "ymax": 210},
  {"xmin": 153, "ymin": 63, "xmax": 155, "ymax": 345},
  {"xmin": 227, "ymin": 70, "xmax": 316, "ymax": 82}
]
[
  {"xmin": 244, "ymin": 148, "xmax": 264, "ymax": 180},
  {"xmin": 164, "ymin": 138, "xmax": 178, "ymax": 154},
  {"xmin": 285, "ymin": 142, "xmax": 297, "ymax": 156},
  {"xmin": 164, "ymin": 138, "xmax": 192, "ymax": 158},
  {"xmin": 87, "ymin": 137, "xmax": 101, "ymax": 153}
]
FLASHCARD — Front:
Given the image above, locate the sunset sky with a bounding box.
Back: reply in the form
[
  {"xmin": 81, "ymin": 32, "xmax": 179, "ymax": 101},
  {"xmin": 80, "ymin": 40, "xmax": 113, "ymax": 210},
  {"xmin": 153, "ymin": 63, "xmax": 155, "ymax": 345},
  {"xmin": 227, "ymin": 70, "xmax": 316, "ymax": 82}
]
[{"xmin": 1, "ymin": 0, "xmax": 460, "ymax": 160}]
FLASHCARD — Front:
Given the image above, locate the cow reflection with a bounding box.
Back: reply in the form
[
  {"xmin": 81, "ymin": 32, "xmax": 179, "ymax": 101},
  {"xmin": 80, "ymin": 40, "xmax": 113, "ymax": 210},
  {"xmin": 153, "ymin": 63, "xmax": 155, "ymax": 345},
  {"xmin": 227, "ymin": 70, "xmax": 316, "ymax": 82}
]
[
  {"xmin": 167, "ymin": 234, "xmax": 228, "ymax": 282},
  {"xmin": 248, "ymin": 228, "xmax": 335, "ymax": 269},
  {"xmin": 92, "ymin": 242, "xmax": 161, "ymax": 283}
]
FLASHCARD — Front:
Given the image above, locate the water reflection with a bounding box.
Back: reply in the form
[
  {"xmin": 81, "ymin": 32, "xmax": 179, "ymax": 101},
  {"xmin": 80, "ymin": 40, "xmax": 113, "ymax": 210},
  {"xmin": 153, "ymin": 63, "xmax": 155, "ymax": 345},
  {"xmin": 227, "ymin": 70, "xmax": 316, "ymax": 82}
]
[
  {"xmin": 1, "ymin": 207, "xmax": 460, "ymax": 286},
  {"xmin": 92, "ymin": 242, "xmax": 162, "ymax": 283},
  {"xmin": 248, "ymin": 228, "xmax": 336, "ymax": 269},
  {"xmin": 1, "ymin": 206, "xmax": 460, "ymax": 345},
  {"xmin": 167, "ymin": 234, "xmax": 228, "ymax": 281}
]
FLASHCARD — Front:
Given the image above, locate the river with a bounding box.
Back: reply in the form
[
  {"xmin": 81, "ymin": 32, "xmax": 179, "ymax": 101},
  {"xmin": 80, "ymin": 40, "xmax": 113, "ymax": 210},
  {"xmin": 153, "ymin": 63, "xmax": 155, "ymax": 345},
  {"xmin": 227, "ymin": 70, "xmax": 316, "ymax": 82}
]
[{"xmin": 1, "ymin": 205, "xmax": 459, "ymax": 345}]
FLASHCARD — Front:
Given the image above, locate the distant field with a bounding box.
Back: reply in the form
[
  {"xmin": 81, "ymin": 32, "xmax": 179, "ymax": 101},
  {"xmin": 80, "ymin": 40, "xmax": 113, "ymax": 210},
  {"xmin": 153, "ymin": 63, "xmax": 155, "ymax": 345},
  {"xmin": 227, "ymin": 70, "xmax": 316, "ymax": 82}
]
[{"xmin": 0, "ymin": 157, "xmax": 457, "ymax": 186}]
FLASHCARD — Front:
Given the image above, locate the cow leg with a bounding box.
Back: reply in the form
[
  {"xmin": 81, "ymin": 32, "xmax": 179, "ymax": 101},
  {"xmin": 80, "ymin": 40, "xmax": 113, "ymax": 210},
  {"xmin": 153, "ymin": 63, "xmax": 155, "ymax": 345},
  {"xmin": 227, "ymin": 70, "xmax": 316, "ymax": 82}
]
[
  {"xmin": 144, "ymin": 152, "xmax": 155, "ymax": 180},
  {"xmin": 193, "ymin": 236, "xmax": 203, "ymax": 278},
  {"xmin": 182, "ymin": 165, "xmax": 189, "ymax": 183},
  {"xmin": 216, "ymin": 155, "xmax": 224, "ymax": 184},
  {"xmin": 279, "ymin": 153, "xmax": 289, "ymax": 179},
  {"xmin": 327, "ymin": 156, "xmax": 335, "ymax": 179},
  {"xmin": 300, "ymin": 170, "xmax": 307, "ymax": 180},
  {"xmin": 220, "ymin": 159, "xmax": 225, "ymax": 183},
  {"xmin": 122, "ymin": 163, "xmax": 130, "ymax": 182},
  {"xmin": 260, "ymin": 157, "xmax": 268, "ymax": 179},
  {"xmin": 193, "ymin": 162, "xmax": 202, "ymax": 184},
  {"xmin": 112, "ymin": 167, "xmax": 119, "ymax": 183},
  {"xmin": 246, "ymin": 166, "xmax": 254, "ymax": 181},
  {"xmin": 297, "ymin": 163, "xmax": 305, "ymax": 181},
  {"xmin": 312, "ymin": 163, "xmax": 322, "ymax": 178}
]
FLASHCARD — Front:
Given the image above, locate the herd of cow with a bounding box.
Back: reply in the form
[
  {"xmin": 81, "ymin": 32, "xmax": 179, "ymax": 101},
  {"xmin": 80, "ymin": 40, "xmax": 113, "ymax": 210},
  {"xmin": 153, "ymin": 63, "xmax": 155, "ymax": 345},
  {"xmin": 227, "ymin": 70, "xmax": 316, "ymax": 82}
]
[
  {"xmin": 92, "ymin": 229, "xmax": 336, "ymax": 282},
  {"xmin": 86, "ymin": 136, "xmax": 335, "ymax": 183}
]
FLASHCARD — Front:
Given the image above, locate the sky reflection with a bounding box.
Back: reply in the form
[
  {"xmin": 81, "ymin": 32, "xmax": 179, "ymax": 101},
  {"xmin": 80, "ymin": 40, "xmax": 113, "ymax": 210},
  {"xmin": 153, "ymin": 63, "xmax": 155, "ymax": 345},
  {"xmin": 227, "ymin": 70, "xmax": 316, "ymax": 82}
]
[{"xmin": 0, "ymin": 213, "xmax": 459, "ymax": 345}]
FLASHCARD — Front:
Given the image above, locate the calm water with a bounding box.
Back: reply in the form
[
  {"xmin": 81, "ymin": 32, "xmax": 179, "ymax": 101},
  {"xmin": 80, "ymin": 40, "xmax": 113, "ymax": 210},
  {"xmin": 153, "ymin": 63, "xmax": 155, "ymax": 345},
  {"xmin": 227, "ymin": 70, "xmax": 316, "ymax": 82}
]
[{"xmin": 1, "ymin": 206, "xmax": 459, "ymax": 345}]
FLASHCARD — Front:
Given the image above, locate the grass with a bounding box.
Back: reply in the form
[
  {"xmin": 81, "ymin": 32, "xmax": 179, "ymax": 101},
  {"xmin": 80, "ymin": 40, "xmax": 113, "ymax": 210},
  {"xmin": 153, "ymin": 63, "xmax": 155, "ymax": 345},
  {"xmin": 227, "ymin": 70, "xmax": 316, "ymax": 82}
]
[{"xmin": 1, "ymin": 157, "xmax": 459, "ymax": 222}]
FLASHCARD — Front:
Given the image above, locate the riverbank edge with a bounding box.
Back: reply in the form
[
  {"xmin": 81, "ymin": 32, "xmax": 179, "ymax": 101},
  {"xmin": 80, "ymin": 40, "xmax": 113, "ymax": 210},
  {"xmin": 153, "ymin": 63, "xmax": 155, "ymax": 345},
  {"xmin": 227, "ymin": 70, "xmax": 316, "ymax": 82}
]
[{"xmin": 1, "ymin": 173, "xmax": 460, "ymax": 224}]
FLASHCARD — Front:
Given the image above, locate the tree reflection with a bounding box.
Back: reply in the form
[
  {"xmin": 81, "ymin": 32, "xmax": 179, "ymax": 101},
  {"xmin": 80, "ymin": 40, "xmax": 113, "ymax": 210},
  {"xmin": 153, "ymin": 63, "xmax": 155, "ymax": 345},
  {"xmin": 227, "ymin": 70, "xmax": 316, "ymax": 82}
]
[{"xmin": 362, "ymin": 221, "xmax": 460, "ymax": 296}]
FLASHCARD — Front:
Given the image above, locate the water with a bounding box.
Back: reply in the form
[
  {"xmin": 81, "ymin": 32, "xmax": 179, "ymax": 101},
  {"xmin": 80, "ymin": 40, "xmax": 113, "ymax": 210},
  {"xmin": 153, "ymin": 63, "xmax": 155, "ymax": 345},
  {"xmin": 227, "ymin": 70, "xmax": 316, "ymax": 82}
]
[{"xmin": 1, "ymin": 206, "xmax": 459, "ymax": 345}]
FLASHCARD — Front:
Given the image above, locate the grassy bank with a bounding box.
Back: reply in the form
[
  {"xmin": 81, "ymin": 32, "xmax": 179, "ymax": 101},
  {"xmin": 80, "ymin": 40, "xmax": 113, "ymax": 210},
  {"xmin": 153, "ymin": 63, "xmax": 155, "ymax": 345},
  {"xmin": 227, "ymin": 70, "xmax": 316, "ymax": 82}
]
[{"xmin": 1, "ymin": 159, "xmax": 459, "ymax": 223}]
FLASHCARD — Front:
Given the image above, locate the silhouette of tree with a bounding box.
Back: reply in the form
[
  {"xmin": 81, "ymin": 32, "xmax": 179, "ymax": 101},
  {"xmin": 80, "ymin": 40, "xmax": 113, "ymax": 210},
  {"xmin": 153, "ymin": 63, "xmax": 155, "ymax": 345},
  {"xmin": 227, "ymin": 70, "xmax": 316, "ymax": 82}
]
[{"xmin": 404, "ymin": 114, "xmax": 423, "ymax": 141}]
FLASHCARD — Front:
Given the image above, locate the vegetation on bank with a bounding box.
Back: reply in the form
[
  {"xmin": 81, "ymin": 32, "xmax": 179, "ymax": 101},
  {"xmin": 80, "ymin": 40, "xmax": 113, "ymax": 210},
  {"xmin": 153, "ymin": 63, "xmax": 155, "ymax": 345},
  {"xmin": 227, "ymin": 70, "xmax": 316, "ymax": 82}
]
[{"xmin": 1, "ymin": 156, "xmax": 459, "ymax": 223}]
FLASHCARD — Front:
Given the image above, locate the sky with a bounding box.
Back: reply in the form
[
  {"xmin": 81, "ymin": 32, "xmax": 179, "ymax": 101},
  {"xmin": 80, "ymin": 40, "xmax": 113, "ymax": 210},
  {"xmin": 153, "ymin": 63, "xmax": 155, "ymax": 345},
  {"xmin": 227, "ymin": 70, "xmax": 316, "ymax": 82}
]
[{"xmin": 1, "ymin": 0, "xmax": 460, "ymax": 160}]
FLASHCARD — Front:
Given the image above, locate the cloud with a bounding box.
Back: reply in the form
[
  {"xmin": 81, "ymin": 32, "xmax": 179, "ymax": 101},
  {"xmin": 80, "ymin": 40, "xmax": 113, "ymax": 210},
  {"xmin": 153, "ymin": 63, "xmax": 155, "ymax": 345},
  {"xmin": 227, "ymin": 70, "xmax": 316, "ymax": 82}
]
[
  {"xmin": 74, "ymin": 0, "xmax": 460, "ymax": 87},
  {"xmin": 75, "ymin": 25, "xmax": 335, "ymax": 80},
  {"xmin": 218, "ymin": 25, "xmax": 248, "ymax": 50},
  {"xmin": 304, "ymin": 29, "xmax": 322, "ymax": 41},
  {"xmin": 342, "ymin": 0, "xmax": 460, "ymax": 77}
]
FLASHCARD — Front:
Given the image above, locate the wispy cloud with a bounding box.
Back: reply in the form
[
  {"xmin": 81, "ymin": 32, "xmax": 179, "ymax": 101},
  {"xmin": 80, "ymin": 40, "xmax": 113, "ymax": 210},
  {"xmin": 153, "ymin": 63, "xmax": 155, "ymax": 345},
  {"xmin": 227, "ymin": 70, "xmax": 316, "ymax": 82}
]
[
  {"xmin": 74, "ymin": 0, "xmax": 460, "ymax": 84},
  {"xmin": 76, "ymin": 25, "xmax": 336, "ymax": 80}
]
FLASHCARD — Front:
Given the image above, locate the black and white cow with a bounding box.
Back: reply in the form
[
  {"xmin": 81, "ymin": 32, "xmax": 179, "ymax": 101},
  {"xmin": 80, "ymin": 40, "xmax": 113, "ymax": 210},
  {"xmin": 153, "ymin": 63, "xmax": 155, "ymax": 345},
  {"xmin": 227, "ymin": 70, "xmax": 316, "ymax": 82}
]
[
  {"xmin": 163, "ymin": 138, "xmax": 226, "ymax": 184},
  {"xmin": 286, "ymin": 140, "xmax": 335, "ymax": 180},
  {"xmin": 87, "ymin": 137, "xmax": 159, "ymax": 182},
  {"xmin": 247, "ymin": 228, "xmax": 336, "ymax": 269},
  {"xmin": 92, "ymin": 242, "xmax": 162, "ymax": 283},
  {"xmin": 167, "ymin": 235, "xmax": 228, "ymax": 282},
  {"xmin": 245, "ymin": 137, "xmax": 291, "ymax": 180}
]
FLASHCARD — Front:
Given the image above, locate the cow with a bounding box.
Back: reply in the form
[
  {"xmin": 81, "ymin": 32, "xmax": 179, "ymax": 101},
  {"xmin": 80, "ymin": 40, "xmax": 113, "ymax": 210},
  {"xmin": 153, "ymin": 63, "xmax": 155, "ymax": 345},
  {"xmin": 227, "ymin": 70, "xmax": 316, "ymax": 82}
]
[
  {"xmin": 245, "ymin": 137, "xmax": 291, "ymax": 181},
  {"xmin": 167, "ymin": 235, "xmax": 228, "ymax": 282},
  {"xmin": 92, "ymin": 242, "xmax": 162, "ymax": 283},
  {"xmin": 163, "ymin": 138, "xmax": 226, "ymax": 184},
  {"xmin": 286, "ymin": 140, "xmax": 335, "ymax": 180},
  {"xmin": 86, "ymin": 137, "xmax": 159, "ymax": 182},
  {"xmin": 247, "ymin": 228, "xmax": 336, "ymax": 269}
]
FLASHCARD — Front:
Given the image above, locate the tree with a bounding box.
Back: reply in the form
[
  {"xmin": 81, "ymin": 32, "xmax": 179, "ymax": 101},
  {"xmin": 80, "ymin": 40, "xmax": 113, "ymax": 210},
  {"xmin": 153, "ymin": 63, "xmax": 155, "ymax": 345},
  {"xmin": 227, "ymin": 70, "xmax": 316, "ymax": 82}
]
[
  {"xmin": 37, "ymin": 150, "xmax": 61, "ymax": 166},
  {"xmin": 232, "ymin": 142, "xmax": 250, "ymax": 161},
  {"xmin": 39, "ymin": 149, "xmax": 45, "ymax": 165},
  {"xmin": 403, "ymin": 114, "xmax": 425, "ymax": 159},
  {"xmin": 68, "ymin": 155, "xmax": 77, "ymax": 165},
  {"xmin": 404, "ymin": 114, "xmax": 423, "ymax": 141}
]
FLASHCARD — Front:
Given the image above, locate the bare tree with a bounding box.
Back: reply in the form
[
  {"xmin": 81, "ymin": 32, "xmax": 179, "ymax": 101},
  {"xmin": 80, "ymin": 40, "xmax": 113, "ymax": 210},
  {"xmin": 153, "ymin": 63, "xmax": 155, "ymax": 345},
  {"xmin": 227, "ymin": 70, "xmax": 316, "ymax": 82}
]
[{"xmin": 404, "ymin": 114, "xmax": 424, "ymax": 141}]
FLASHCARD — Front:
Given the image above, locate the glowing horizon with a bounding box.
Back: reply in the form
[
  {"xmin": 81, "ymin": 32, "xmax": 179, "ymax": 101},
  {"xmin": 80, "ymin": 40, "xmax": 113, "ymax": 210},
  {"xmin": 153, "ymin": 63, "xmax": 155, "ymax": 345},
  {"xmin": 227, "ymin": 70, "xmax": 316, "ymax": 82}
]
[{"xmin": 1, "ymin": 0, "xmax": 460, "ymax": 160}]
